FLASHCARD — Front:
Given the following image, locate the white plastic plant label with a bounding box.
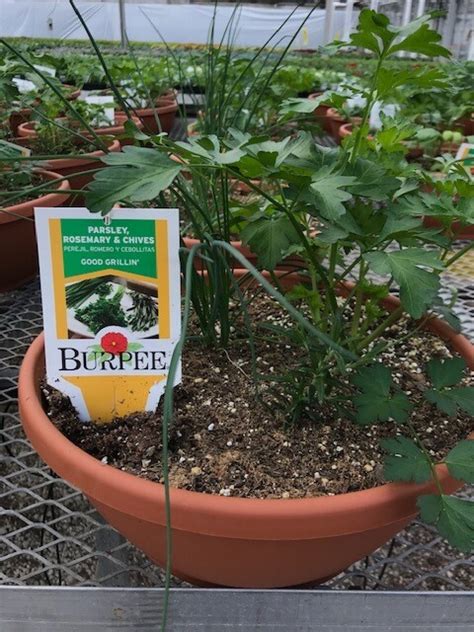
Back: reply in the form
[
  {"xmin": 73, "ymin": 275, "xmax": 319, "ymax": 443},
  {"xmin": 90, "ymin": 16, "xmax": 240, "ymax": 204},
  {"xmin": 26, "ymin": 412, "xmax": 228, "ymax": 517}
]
[
  {"xmin": 13, "ymin": 77, "xmax": 36, "ymax": 93},
  {"xmin": 369, "ymin": 102, "xmax": 398, "ymax": 130},
  {"xmin": 35, "ymin": 207, "xmax": 181, "ymax": 423},
  {"xmin": 33, "ymin": 64, "xmax": 56, "ymax": 77},
  {"xmin": 81, "ymin": 94, "xmax": 115, "ymax": 126},
  {"xmin": 456, "ymin": 143, "xmax": 474, "ymax": 176}
]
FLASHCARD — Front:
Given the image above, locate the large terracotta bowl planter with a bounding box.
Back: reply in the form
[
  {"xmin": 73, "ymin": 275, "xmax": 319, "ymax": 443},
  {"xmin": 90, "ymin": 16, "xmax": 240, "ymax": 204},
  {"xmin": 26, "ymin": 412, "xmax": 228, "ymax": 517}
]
[
  {"xmin": 18, "ymin": 287, "xmax": 472, "ymax": 588},
  {"xmin": 0, "ymin": 170, "xmax": 70, "ymax": 292}
]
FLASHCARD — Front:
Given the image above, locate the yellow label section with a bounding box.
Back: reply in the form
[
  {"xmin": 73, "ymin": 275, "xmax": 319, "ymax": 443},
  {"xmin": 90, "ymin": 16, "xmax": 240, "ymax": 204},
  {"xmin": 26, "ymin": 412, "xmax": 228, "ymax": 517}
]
[
  {"xmin": 50, "ymin": 219, "xmax": 68, "ymax": 339},
  {"xmin": 156, "ymin": 219, "xmax": 170, "ymax": 339},
  {"xmin": 64, "ymin": 375, "xmax": 165, "ymax": 423}
]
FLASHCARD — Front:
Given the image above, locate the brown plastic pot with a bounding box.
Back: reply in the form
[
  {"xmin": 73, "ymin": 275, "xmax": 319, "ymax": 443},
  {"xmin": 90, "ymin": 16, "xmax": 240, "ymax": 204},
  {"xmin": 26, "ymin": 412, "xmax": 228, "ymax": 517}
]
[
  {"xmin": 0, "ymin": 170, "xmax": 70, "ymax": 292},
  {"xmin": 18, "ymin": 281, "xmax": 473, "ymax": 587},
  {"xmin": 308, "ymin": 92, "xmax": 331, "ymax": 132},
  {"xmin": 9, "ymin": 85, "xmax": 80, "ymax": 136},
  {"xmin": 135, "ymin": 99, "xmax": 179, "ymax": 134}
]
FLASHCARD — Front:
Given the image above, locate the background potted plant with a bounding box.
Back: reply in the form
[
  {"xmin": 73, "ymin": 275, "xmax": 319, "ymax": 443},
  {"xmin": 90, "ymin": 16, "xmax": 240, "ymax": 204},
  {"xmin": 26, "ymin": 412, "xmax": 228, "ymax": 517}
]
[{"xmin": 0, "ymin": 160, "xmax": 70, "ymax": 291}]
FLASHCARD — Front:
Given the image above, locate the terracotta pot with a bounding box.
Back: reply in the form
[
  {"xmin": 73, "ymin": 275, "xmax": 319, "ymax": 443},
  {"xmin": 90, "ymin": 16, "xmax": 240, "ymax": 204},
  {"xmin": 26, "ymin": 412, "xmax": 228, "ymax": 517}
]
[
  {"xmin": 17, "ymin": 114, "xmax": 142, "ymax": 146},
  {"xmin": 326, "ymin": 108, "xmax": 348, "ymax": 140},
  {"xmin": 134, "ymin": 100, "xmax": 178, "ymax": 134},
  {"xmin": 454, "ymin": 115, "xmax": 474, "ymax": 136},
  {"xmin": 18, "ymin": 281, "xmax": 473, "ymax": 588},
  {"xmin": 9, "ymin": 85, "xmax": 80, "ymax": 136},
  {"xmin": 0, "ymin": 170, "xmax": 70, "ymax": 292},
  {"xmin": 423, "ymin": 216, "xmax": 474, "ymax": 240},
  {"xmin": 328, "ymin": 113, "xmax": 363, "ymax": 144},
  {"xmin": 308, "ymin": 92, "xmax": 331, "ymax": 132},
  {"xmin": 18, "ymin": 138, "xmax": 121, "ymax": 203},
  {"xmin": 339, "ymin": 123, "xmax": 353, "ymax": 140},
  {"xmin": 440, "ymin": 141, "xmax": 462, "ymax": 155}
]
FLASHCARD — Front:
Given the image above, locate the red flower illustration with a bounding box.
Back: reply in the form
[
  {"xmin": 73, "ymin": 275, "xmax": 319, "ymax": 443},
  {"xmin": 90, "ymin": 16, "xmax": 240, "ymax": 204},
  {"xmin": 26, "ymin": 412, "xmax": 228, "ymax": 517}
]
[{"xmin": 100, "ymin": 332, "xmax": 128, "ymax": 355}]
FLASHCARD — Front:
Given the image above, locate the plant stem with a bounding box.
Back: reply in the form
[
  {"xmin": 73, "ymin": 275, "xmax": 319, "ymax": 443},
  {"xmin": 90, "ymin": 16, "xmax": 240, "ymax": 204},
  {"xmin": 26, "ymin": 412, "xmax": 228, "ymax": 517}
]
[
  {"xmin": 405, "ymin": 418, "xmax": 444, "ymax": 496},
  {"xmin": 349, "ymin": 54, "xmax": 384, "ymax": 164},
  {"xmin": 350, "ymin": 260, "xmax": 367, "ymax": 340},
  {"xmin": 357, "ymin": 305, "xmax": 403, "ymax": 352},
  {"xmin": 444, "ymin": 243, "xmax": 473, "ymax": 268}
]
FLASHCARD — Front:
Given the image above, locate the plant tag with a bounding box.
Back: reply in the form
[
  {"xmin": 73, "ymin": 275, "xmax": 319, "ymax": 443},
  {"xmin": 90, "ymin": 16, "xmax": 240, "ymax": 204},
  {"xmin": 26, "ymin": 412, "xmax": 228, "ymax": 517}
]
[
  {"xmin": 456, "ymin": 143, "xmax": 474, "ymax": 175},
  {"xmin": 369, "ymin": 102, "xmax": 398, "ymax": 130},
  {"xmin": 13, "ymin": 77, "xmax": 36, "ymax": 93},
  {"xmin": 81, "ymin": 94, "xmax": 115, "ymax": 126},
  {"xmin": 35, "ymin": 207, "xmax": 181, "ymax": 423},
  {"xmin": 0, "ymin": 139, "xmax": 31, "ymax": 158},
  {"xmin": 33, "ymin": 64, "xmax": 56, "ymax": 77}
]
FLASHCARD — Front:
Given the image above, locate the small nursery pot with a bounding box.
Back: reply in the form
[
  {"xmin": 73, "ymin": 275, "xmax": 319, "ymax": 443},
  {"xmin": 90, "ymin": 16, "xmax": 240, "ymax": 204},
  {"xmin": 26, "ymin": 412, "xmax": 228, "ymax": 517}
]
[
  {"xmin": 19, "ymin": 279, "xmax": 473, "ymax": 588},
  {"xmin": 338, "ymin": 123, "xmax": 353, "ymax": 140},
  {"xmin": 326, "ymin": 108, "xmax": 347, "ymax": 140},
  {"xmin": 327, "ymin": 110, "xmax": 363, "ymax": 143},
  {"xmin": 0, "ymin": 170, "xmax": 70, "ymax": 292},
  {"xmin": 135, "ymin": 99, "xmax": 179, "ymax": 134},
  {"xmin": 308, "ymin": 92, "xmax": 331, "ymax": 133}
]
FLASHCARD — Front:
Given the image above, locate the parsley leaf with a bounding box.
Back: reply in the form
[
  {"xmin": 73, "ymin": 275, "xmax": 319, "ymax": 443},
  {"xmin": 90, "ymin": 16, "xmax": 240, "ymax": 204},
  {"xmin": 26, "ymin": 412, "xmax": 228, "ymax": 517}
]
[
  {"xmin": 418, "ymin": 495, "xmax": 474, "ymax": 553},
  {"xmin": 352, "ymin": 365, "xmax": 413, "ymax": 424},
  {"xmin": 364, "ymin": 248, "xmax": 444, "ymax": 318},
  {"xmin": 382, "ymin": 436, "xmax": 432, "ymax": 483},
  {"xmin": 424, "ymin": 358, "xmax": 474, "ymax": 416},
  {"xmin": 444, "ymin": 441, "xmax": 474, "ymax": 484},
  {"xmin": 86, "ymin": 146, "xmax": 182, "ymax": 215},
  {"xmin": 309, "ymin": 171, "xmax": 355, "ymax": 221},
  {"xmin": 241, "ymin": 214, "xmax": 301, "ymax": 270},
  {"xmin": 426, "ymin": 357, "xmax": 466, "ymax": 389}
]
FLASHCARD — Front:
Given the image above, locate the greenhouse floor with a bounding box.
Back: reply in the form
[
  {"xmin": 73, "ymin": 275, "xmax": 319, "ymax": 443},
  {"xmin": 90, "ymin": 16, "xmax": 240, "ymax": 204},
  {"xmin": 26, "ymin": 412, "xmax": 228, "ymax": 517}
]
[{"xmin": 1, "ymin": 248, "xmax": 473, "ymax": 631}]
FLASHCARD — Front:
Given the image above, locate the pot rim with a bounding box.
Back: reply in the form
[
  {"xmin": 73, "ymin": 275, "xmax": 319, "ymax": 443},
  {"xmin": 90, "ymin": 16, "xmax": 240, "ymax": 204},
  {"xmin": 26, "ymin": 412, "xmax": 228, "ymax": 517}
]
[
  {"xmin": 133, "ymin": 101, "xmax": 179, "ymax": 117},
  {"xmin": 18, "ymin": 116, "xmax": 142, "ymax": 138},
  {"xmin": 19, "ymin": 286, "xmax": 473, "ymax": 540},
  {"xmin": 42, "ymin": 138, "xmax": 121, "ymax": 169},
  {"xmin": 1, "ymin": 169, "xmax": 70, "ymax": 225}
]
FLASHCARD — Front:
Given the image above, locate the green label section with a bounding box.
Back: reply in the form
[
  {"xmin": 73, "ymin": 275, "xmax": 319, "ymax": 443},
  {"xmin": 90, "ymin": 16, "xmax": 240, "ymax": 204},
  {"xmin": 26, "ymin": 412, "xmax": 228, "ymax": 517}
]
[{"xmin": 61, "ymin": 219, "xmax": 157, "ymax": 278}]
